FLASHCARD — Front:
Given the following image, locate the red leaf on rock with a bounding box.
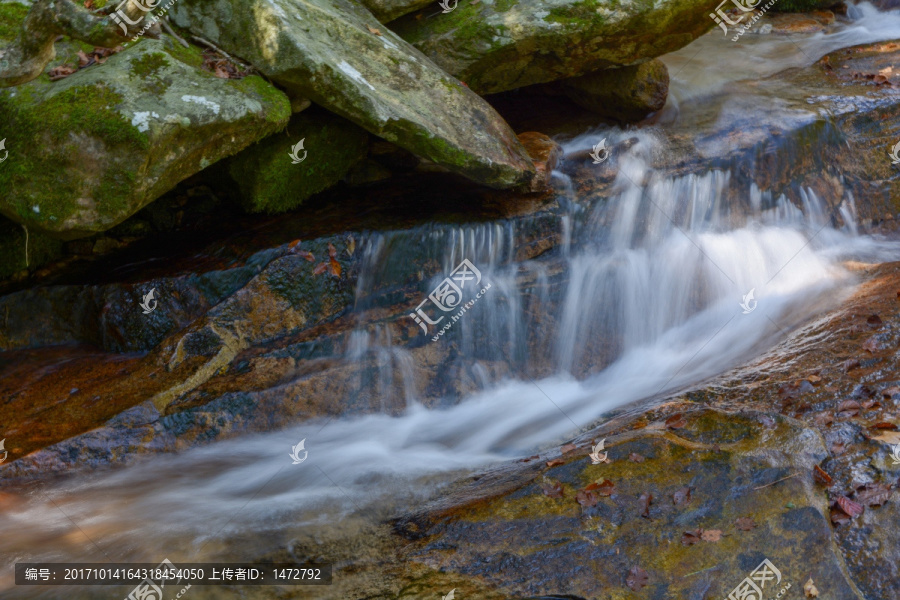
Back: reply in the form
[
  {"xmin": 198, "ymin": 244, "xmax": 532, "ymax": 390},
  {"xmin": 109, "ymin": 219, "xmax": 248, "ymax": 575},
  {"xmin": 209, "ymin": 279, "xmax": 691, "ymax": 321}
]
[
  {"xmin": 585, "ymin": 479, "xmax": 615, "ymax": 496},
  {"xmin": 665, "ymin": 414, "xmax": 687, "ymax": 429},
  {"xmin": 296, "ymin": 250, "xmax": 315, "ymax": 262},
  {"xmin": 576, "ymin": 489, "xmax": 600, "ymax": 507},
  {"xmin": 541, "ymin": 481, "xmax": 564, "ymax": 498},
  {"xmin": 701, "ymin": 529, "xmax": 722, "ymax": 542},
  {"xmin": 48, "ymin": 65, "xmax": 77, "ymax": 81},
  {"xmin": 313, "ymin": 263, "xmax": 328, "ymax": 275},
  {"xmin": 735, "ymin": 517, "xmax": 757, "ymax": 531},
  {"xmin": 560, "ymin": 443, "xmax": 577, "ymax": 454},
  {"xmin": 831, "ymin": 509, "xmax": 851, "ymax": 525},
  {"xmin": 681, "ymin": 530, "xmax": 701, "ymax": 545},
  {"xmin": 288, "ymin": 239, "xmax": 301, "ymax": 249},
  {"xmin": 837, "ymin": 496, "xmax": 864, "ymax": 517},
  {"xmin": 813, "ymin": 464, "xmax": 833, "ymax": 485},
  {"xmin": 328, "ymin": 257, "xmax": 342, "ymax": 277},
  {"xmin": 856, "ymin": 483, "xmax": 891, "ymax": 507},
  {"xmin": 639, "ymin": 492, "xmax": 653, "ymax": 518},
  {"xmin": 872, "ymin": 422, "xmax": 898, "ymax": 430},
  {"xmin": 626, "ymin": 566, "xmax": 649, "ymax": 591}
]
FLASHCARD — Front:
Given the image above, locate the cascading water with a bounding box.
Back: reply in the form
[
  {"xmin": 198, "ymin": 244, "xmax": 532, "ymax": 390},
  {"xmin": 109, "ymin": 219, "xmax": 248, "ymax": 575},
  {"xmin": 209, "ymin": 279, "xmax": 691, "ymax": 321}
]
[{"xmin": 5, "ymin": 11, "xmax": 900, "ymax": 596}]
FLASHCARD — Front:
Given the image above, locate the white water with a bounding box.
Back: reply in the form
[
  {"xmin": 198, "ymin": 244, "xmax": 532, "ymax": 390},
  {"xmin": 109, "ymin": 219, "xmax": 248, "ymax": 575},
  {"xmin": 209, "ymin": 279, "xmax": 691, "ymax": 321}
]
[
  {"xmin": 3, "ymin": 132, "xmax": 898, "ymax": 588},
  {"xmin": 5, "ymin": 8, "xmax": 900, "ymax": 593}
]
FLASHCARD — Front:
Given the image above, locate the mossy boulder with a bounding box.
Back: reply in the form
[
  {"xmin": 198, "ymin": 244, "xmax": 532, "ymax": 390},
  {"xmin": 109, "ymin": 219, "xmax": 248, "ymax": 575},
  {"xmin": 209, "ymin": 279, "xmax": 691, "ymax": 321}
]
[
  {"xmin": 0, "ymin": 36, "xmax": 291, "ymax": 239},
  {"xmin": 229, "ymin": 108, "xmax": 369, "ymax": 213},
  {"xmin": 169, "ymin": 0, "xmax": 535, "ymax": 189},
  {"xmin": 391, "ymin": 0, "xmax": 715, "ymax": 95},
  {"xmin": 561, "ymin": 59, "xmax": 670, "ymax": 122}
]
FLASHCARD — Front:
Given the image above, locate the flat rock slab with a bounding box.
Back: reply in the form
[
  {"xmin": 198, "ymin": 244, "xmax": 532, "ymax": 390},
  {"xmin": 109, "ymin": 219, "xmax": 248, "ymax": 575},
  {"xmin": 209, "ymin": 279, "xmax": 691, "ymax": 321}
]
[
  {"xmin": 0, "ymin": 37, "xmax": 291, "ymax": 239},
  {"xmin": 398, "ymin": 408, "xmax": 864, "ymax": 599},
  {"xmin": 170, "ymin": 0, "xmax": 535, "ymax": 189}
]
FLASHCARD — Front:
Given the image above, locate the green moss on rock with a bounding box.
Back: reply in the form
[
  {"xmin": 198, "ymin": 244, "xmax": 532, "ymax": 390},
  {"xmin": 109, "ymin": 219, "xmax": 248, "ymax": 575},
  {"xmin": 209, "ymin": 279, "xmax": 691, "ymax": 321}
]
[
  {"xmin": 0, "ymin": 2, "xmax": 28, "ymax": 42},
  {"xmin": 229, "ymin": 108, "xmax": 369, "ymax": 214}
]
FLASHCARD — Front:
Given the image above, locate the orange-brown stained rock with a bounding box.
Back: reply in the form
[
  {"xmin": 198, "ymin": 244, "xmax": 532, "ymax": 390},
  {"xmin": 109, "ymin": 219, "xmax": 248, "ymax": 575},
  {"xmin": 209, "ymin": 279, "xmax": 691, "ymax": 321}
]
[{"xmin": 517, "ymin": 132, "xmax": 562, "ymax": 193}]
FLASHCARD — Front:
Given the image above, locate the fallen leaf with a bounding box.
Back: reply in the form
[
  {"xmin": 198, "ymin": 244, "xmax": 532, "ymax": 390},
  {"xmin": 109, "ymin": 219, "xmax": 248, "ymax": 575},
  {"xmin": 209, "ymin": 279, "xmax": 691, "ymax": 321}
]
[
  {"xmin": 77, "ymin": 50, "xmax": 94, "ymax": 68},
  {"xmin": 672, "ymin": 487, "xmax": 692, "ymax": 506},
  {"xmin": 837, "ymin": 496, "xmax": 864, "ymax": 517},
  {"xmin": 585, "ymin": 479, "xmax": 615, "ymax": 496},
  {"xmin": 735, "ymin": 517, "xmax": 757, "ymax": 531},
  {"xmin": 288, "ymin": 239, "xmax": 301, "ymax": 249},
  {"xmin": 546, "ymin": 458, "xmax": 565, "ymax": 467},
  {"xmin": 560, "ymin": 443, "xmax": 577, "ymax": 454},
  {"xmin": 296, "ymin": 250, "xmax": 315, "ymax": 262},
  {"xmin": 807, "ymin": 375, "xmax": 822, "ymax": 384},
  {"xmin": 346, "ymin": 236, "xmax": 356, "ymax": 256},
  {"xmin": 48, "ymin": 65, "xmax": 77, "ymax": 81},
  {"xmin": 629, "ymin": 453, "xmax": 645, "ymax": 462},
  {"xmin": 541, "ymin": 481, "xmax": 564, "ymax": 498},
  {"xmin": 665, "ymin": 414, "xmax": 686, "ymax": 429},
  {"xmin": 831, "ymin": 442, "xmax": 845, "ymax": 455},
  {"xmin": 639, "ymin": 492, "xmax": 653, "ymax": 518},
  {"xmin": 814, "ymin": 412, "xmax": 834, "ymax": 427},
  {"xmin": 681, "ymin": 530, "xmax": 701, "ymax": 545},
  {"xmin": 367, "ymin": 25, "xmax": 382, "ymax": 35},
  {"xmin": 831, "ymin": 508, "xmax": 851, "ymax": 525},
  {"xmin": 625, "ymin": 566, "xmax": 649, "ymax": 591},
  {"xmin": 576, "ymin": 489, "xmax": 600, "ymax": 507},
  {"xmin": 328, "ymin": 257, "xmax": 342, "ymax": 277},
  {"xmin": 872, "ymin": 422, "xmax": 898, "ymax": 430},
  {"xmin": 843, "ymin": 359, "xmax": 861, "ymax": 373},
  {"xmin": 855, "ymin": 483, "xmax": 891, "ymax": 507},
  {"xmin": 838, "ymin": 400, "xmax": 860, "ymax": 411},
  {"xmin": 813, "ymin": 464, "xmax": 833, "ymax": 485},
  {"xmin": 313, "ymin": 263, "xmax": 328, "ymax": 275},
  {"xmin": 804, "ymin": 577, "xmax": 819, "ymax": 598},
  {"xmin": 701, "ymin": 529, "xmax": 722, "ymax": 542},
  {"xmin": 872, "ymin": 431, "xmax": 900, "ymax": 445}
]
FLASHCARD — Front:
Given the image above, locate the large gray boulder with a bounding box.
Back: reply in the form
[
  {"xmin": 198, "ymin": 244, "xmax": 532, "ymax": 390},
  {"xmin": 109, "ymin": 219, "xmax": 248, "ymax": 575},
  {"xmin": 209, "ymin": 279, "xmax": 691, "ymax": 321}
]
[
  {"xmin": 169, "ymin": 0, "xmax": 536, "ymax": 190},
  {"xmin": 390, "ymin": 0, "xmax": 716, "ymax": 95},
  {"xmin": 0, "ymin": 36, "xmax": 291, "ymax": 239}
]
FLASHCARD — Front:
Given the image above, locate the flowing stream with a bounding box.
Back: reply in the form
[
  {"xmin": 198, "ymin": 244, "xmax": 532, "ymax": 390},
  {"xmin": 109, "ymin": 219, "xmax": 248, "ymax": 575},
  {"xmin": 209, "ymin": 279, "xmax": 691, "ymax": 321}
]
[{"xmin": 4, "ymin": 6, "xmax": 900, "ymax": 598}]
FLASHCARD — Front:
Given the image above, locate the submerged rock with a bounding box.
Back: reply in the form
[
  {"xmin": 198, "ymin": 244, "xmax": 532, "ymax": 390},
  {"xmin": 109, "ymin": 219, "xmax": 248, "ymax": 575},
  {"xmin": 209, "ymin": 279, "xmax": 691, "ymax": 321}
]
[
  {"xmin": 169, "ymin": 0, "xmax": 536, "ymax": 190},
  {"xmin": 561, "ymin": 59, "xmax": 670, "ymax": 122},
  {"xmin": 0, "ymin": 37, "xmax": 291, "ymax": 239},
  {"xmin": 391, "ymin": 0, "xmax": 714, "ymax": 95},
  {"xmin": 229, "ymin": 108, "xmax": 370, "ymax": 213}
]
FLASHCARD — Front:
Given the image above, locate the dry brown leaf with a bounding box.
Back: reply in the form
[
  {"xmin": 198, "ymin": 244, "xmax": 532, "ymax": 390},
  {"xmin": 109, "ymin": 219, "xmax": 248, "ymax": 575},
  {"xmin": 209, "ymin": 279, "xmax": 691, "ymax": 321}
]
[
  {"xmin": 367, "ymin": 25, "xmax": 382, "ymax": 35},
  {"xmin": 560, "ymin": 443, "xmax": 577, "ymax": 454},
  {"xmin": 872, "ymin": 422, "xmax": 898, "ymax": 430},
  {"xmin": 541, "ymin": 481, "xmax": 564, "ymax": 498},
  {"xmin": 665, "ymin": 413, "xmax": 686, "ymax": 429},
  {"xmin": 813, "ymin": 464, "xmax": 833, "ymax": 485},
  {"xmin": 863, "ymin": 336, "xmax": 881, "ymax": 353},
  {"xmin": 48, "ymin": 65, "xmax": 77, "ymax": 81},
  {"xmin": 575, "ymin": 489, "xmax": 600, "ymax": 507},
  {"xmin": 626, "ymin": 566, "xmax": 649, "ymax": 591},
  {"xmin": 701, "ymin": 529, "xmax": 722, "ymax": 542},
  {"xmin": 681, "ymin": 530, "xmax": 701, "ymax": 545},
  {"xmin": 837, "ymin": 496, "xmax": 864, "ymax": 517},
  {"xmin": 804, "ymin": 577, "xmax": 819, "ymax": 598},
  {"xmin": 735, "ymin": 517, "xmax": 757, "ymax": 531},
  {"xmin": 313, "ymin": 262, "xmax": 328, "ymax": 275},
  {"xmin": 856, "ymin": 483, "xmax": 891, "ymax": 507},
  {"xmin": 872, "ymin": 430, "xmax": 900, "ymax": 445},
  {"xmin": 629, "ymin": 452, "xmax": 645, "ymax": 462},
  {"xmin": 585, "ymin": 479, "xmax": 615, "ymax": 496}
]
